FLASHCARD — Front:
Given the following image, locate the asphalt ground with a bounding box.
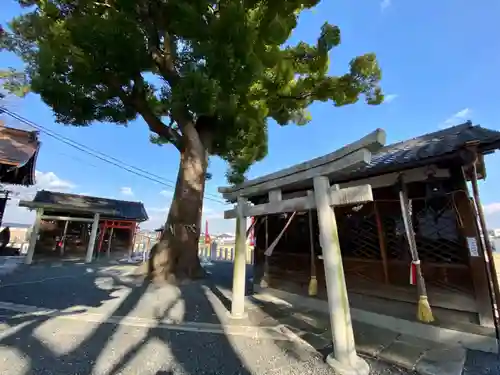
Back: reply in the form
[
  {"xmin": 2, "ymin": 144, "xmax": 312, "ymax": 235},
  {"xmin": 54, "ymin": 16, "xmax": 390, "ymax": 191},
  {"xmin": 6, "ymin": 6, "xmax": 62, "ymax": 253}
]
[{"xmin": 0, "ymin": 260, "xmax": 493, "ymax": 375}]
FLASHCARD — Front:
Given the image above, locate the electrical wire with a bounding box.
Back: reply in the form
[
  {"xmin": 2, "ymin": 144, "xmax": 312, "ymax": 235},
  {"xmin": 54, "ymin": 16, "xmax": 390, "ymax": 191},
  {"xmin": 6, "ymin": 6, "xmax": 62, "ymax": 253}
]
[{"xmin": 0, "ymin": 107, "xmax": 229, "ymax": 205}]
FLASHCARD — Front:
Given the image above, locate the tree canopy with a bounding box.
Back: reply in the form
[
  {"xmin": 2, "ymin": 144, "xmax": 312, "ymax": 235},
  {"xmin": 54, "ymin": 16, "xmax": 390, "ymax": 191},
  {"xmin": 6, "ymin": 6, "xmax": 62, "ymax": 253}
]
[{"xmin": 1, "ymin": 0, "xmax": 383, "ymax": 184}]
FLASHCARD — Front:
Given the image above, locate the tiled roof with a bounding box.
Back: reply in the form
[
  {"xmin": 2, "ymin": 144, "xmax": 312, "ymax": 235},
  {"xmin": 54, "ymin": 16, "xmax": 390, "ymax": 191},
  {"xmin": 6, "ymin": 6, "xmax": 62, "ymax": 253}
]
[
  {"xmin": 0, "ymin": 125, "xmax": 40, "ymax": 185},
  {"xmin": 337, "ymin": 122, "xmax": 500, "ymax": 181},
  {"xmin": 0, "ymin": 125, "xmax": 39, "ymax": 166},
  {"xmin": 30, "ymin": 190, "xmax": 149, "ymax": 221}
]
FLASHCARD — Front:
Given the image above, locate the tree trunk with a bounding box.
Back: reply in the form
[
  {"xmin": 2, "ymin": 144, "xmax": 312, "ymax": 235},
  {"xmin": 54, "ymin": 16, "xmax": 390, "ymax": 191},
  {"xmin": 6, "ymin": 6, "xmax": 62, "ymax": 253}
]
[{"xmin": 148, "ymin": 126, "xmax": 208, "ymax": 282}]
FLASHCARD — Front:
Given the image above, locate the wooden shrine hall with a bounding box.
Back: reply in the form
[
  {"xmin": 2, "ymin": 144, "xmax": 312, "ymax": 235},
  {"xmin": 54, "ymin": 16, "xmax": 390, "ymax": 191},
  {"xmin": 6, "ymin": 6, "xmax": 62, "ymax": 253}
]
[
  {"xmin": 0, "ymin": 124, "xmax": 40, "ymax": 228},
  {"xmin": 219, "ymin": 122, "xmax": 500, "ymax": 348},
  {"xmin": 19, "ymin": 190, "xmax": 148, "ymax": 263}
]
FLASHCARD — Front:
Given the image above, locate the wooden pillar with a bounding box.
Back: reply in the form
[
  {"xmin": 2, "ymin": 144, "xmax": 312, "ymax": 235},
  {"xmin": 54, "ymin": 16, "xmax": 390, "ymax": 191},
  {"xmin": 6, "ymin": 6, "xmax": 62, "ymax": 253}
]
[
  {"xmin": 469, "ymin": 163, "xmax": 500, "ymax": 330},
  {"xmin": 231, "ymin": 196, "xmax": 248, "ymax": 319},
  {"xmin": 86, "ymin": 213, "xmax": 100, "ymax": 263},
  {"xmin": 26, "ymin": 208, "xmax": 43, "ymax": 265},
  {"xmin": 97, "ymin": 221, "xmax": 107, "ymax": 254},
  {"xmin": 313, "ymin": 176, "xmax": 369, "ymax": 375},
  {"xmin": 454, "ymin": 191, "xmax": 495, "ymax": 327},
  {"xmin": 373, "ymin": 202, "xmax": 389, "ymax": 284},
  {"xmin": 307, "ymin": 190, "xmax": 318, "ymax": 296},
  {"xmin": 106, "ymin": 227, "xmax": 114, "ymax": 258},
  {"xmin": 260, "ymin": 216, "xmax": 270, "ymax": 288}
]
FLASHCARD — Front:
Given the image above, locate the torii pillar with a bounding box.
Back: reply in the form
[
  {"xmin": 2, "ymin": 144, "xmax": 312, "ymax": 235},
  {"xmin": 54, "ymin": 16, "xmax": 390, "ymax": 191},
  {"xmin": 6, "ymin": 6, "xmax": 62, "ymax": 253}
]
[{"xmin": 314, "ymin": 176, "xmax": 370, "ymax": 375}]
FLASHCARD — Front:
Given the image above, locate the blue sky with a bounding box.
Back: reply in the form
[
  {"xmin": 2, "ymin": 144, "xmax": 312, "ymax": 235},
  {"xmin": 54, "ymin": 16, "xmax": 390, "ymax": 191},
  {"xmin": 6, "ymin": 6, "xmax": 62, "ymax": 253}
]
[{"xmin": 1, "ymin": 0, "xmax": 500, "ymax": 233}]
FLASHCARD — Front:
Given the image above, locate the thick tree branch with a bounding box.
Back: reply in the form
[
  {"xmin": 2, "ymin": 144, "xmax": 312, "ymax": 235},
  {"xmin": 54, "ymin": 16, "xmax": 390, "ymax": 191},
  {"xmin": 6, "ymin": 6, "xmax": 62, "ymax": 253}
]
[
  {"xmin": 108, "ymin": 74, "xmax": 183, "ymax": 150},
  {"xmin": 132, "ymin": 95, "xmax": 184, "ymax": 151},
  {"xmin": 151, "ymin": 31, "xmax": 179, "ymax": 85}
]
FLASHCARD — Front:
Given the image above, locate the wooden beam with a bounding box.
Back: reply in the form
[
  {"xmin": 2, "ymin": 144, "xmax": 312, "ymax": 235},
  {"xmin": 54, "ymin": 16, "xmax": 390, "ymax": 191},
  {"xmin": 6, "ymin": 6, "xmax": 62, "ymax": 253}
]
[
  {"xmin": 268, "ymin": 189, "xmax": 282, "ymax": 202},
  {"xmin": 224, "ymin": 184, "xmax": 373, "ymax": 219},
  {"xmin": 41, "ymin": 215, "xmax": 94, "ymax": 223},
  {"xmin": 246, "ymin": 195, "xmax": 316, "ymax": 218},
  {"xmin": 274, "ymin": 165, "xmax": 449, "ymax": 202},
  {"xmin": 219, "ymin": 128, "xmax": 385, "ymax": 195},
  {"xmin": 221, "ymin": 148, "xmax": 372, "ymax": 201},
  {"xmin": 338, "ymin": 165, "xmax": 450, "ymax": 190}
]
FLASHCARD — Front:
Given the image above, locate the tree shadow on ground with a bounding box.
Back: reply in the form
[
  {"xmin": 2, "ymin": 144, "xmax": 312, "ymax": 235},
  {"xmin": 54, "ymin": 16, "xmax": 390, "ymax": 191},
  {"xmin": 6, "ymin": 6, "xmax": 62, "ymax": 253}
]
[
  {"xmin": 0, "ymin": 266, "xmax": 152, "ymax": 374},
  {"xmin": 0, "ymin": 264, "xmax": 257, "ymax": 374},
  {"xmin": 207, "ymin": 269, "xmax": 333, "ymax": 364},
  {"xmin": 100, "ymin": 279, "xmax": 254, "ymax": 375}
]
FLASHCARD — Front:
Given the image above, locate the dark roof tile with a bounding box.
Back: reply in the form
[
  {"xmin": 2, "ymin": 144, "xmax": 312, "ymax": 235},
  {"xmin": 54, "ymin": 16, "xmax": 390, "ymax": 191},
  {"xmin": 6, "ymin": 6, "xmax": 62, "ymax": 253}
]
[
  {"xmin": 32, "ymin": 190, "xmax": 148, "ymax": 221},
  {"xmin": 337, "ymin": 122, "xmax": 500, "ymax": 180}
]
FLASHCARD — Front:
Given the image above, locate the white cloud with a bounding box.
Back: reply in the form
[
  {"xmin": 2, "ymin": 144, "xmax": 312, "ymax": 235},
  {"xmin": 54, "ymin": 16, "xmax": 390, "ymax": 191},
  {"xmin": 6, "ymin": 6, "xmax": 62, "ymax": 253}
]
[
  {"xmin": 160, "ymin": 190, "xmax": 173, "ymax": 198},
  {"xmin": 484, "ymin": 203, "xmax": 500, "ymax": 216},
  {"xmin": 384, "ymin": 94, "xmax": 398, "ymax": 104},
  {"xmin": 484, "ymin": 202, "xmax": 500, "ymax": 231},
  {"xmin": 120, "ymin": 187, "xmax": 134, "ymax": 196},
  {"xmin": 441, "ymin": 108, "xmax": 471, "ymax": 128},
  {"xmin": 34, "ymin": 171, "xmax": 75, "ymax": 192},
  {"xmin": 3, "ymin": 171, "xmax": 76, "ymax": 225},
  {"xmin": 380, "ymin": 0, "xmax": 391, "ymax": 11}
]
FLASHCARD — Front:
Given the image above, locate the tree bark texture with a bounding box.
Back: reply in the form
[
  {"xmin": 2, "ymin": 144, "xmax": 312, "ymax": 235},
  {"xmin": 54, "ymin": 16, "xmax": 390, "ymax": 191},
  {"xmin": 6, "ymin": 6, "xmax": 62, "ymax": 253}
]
[{"xmin": 148, "ymin": 125, "xmax": 208, "ymax": 282}]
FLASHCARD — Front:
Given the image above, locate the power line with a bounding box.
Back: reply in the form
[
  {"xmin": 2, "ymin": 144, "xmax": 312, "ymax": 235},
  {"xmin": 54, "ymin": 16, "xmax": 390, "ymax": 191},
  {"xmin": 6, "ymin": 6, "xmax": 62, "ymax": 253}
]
[
  {"xmin": 3, "ymin": 108, "xmax": 227, "ymax": 204},
  {"xmin": 0, "ymin": 107, "xmax": 228, "ymax": 205}
]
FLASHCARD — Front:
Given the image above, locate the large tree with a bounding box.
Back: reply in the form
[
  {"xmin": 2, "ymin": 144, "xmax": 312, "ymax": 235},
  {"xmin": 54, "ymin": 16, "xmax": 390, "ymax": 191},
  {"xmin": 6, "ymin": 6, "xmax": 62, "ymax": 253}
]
[{"xmin": 1, "ymin": 0, "xmax": 383, "ymax": 281}]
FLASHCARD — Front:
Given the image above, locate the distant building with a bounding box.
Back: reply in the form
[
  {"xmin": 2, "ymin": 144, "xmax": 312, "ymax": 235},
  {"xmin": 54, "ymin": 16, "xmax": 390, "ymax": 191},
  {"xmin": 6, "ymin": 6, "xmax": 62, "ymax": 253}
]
[
  {"xmin": 0, "ymin": 223, "xmax": 30, "ymax": 244},
  {"xmin": 214, "ymin": 233, "xmax": 235, "ymax": 244}
]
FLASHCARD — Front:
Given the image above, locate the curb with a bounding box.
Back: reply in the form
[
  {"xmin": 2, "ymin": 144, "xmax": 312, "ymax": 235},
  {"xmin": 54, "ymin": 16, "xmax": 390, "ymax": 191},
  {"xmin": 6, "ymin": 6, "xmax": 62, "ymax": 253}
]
[
  {"xmin": 217, "ymin": 286, "xmax": 467, "ymax": 375},
  {"xmin": 253, "ymin": 286, "xmax": 498, "ymax": 353}
]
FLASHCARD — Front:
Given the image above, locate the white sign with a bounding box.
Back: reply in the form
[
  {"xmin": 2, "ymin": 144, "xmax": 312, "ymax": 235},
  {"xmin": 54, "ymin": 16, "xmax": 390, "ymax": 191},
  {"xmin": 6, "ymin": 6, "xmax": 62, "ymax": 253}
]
[{"xmin": 467, "ymin": 237, "xmax": 479, "ymax": 257}]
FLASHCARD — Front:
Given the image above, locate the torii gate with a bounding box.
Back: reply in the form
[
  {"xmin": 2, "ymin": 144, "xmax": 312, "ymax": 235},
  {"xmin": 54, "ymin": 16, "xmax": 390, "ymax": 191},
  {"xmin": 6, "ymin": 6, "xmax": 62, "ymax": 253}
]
[{"xmin": 218, "ymin": 129, "xmax": 386, "ymax": 375}]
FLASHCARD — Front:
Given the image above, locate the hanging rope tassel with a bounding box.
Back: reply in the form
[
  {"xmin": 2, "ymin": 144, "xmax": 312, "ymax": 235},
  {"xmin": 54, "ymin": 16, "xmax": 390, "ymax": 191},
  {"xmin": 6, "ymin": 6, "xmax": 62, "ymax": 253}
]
[
  {"xmin": 410, "ymin": 260, "xmax": 417, "ymax": 285},
  {"xmin": 399, "ymin": 182, "xmax": 434, "ymax": 323}
]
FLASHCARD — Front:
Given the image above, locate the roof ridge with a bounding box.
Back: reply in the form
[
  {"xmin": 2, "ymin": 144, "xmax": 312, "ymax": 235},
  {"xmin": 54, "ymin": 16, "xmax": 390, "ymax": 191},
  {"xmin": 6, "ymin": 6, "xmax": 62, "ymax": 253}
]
[{"xmin": 38, "ymin": 190, "xmax": 143, "ymax": 205}]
